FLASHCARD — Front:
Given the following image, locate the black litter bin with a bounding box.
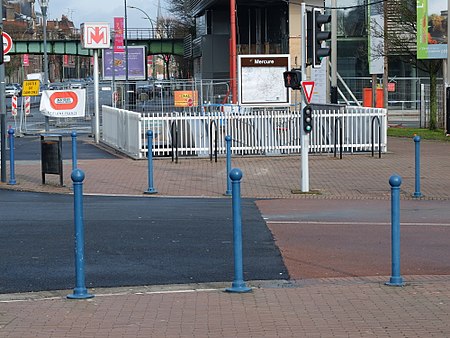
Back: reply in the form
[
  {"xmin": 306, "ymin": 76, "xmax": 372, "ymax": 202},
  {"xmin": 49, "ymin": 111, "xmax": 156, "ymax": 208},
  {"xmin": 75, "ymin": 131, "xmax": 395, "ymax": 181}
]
[{"xmin": 41, "ymin": 134, "xmax": 63, "ymax": 186}]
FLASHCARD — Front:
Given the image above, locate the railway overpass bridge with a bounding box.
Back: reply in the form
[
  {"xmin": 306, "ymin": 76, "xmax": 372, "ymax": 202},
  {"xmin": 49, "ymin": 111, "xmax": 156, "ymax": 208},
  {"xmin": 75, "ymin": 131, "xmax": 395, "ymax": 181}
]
[{"xmin": 7, "ymin": 30, "xmax": 184, "ymax": 57}]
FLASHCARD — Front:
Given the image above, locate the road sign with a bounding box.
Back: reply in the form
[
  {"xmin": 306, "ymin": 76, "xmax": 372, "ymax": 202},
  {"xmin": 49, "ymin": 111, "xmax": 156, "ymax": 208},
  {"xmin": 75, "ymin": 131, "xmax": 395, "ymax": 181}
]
[
  {"xmin": 22, "ymin": 80, "xmax": 41, "ymax": 96},
  {"xmin": 81, "ymin": 23, "xmax": 110, "ymax": 49},
  {"xmin": 2, "ymin": 32, "xmax": 13, "ymax": 54},
  {"xmin": 301, "ymin": 81, "xmax": 315, "ymax": 103}
]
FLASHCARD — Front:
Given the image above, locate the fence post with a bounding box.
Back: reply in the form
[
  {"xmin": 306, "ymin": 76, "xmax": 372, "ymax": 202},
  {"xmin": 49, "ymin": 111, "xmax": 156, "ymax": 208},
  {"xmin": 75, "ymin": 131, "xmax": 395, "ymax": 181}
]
[
  {"xmin": 8, "ymin": 128, "xmax": 16, "ymax": 185},
  {"xmin": 67, "ymin": 169, "xmax": 94, "ymax": 299},
  {"xmin": 385, "ymin": 174, "xmax": 404, "ymax": 287},
  {"xmin": 226, "ymin": 168, "xmax": 252, "ymax": 293},
  {"xmin": 413, "ymin": 135, "xmax": 422, "ymax": 198},
  {"xmin": 224, "ymin": 135, "xmax": 232, "ymax": 196},
  {"xmin": 144, "ymin": 130, "xmax": 157, "ymax": 194},
  {"xmin": 71, "ymin": 131, "xmax": 77, "ymax": 171}
]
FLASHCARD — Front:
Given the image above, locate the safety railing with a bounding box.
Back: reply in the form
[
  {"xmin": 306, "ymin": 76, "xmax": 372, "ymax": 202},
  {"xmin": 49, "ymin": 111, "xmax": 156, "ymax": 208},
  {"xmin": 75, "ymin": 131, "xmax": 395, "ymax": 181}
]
[{"xmin": 101, "ymin": 105, "xmax": 388, "ymax": 159}]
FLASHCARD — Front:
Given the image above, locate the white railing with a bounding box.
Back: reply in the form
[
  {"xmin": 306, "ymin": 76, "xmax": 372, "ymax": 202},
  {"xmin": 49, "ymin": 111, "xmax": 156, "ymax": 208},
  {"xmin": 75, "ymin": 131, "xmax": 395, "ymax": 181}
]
[{"xmin": 101, "ymin": 105, "xmax": 387, "ymax": 159}]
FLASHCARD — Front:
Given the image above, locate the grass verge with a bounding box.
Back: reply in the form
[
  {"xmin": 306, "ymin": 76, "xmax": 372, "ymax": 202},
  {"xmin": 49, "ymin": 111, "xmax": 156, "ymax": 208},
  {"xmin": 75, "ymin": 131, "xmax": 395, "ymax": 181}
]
[{"xmin": 387, "ymin": 127, "xmax": 450, "ymax": 142}]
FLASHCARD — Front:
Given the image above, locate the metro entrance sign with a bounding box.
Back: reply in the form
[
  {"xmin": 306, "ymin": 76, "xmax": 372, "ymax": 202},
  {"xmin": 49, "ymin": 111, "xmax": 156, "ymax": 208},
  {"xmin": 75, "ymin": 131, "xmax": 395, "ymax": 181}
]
[
  {"xmin": 2, "ymin": 32, "xmax": 13, "ymax": 54},
  {"xmin": 80, "ymin": 23, "xmax": 110, "ymax": 49}
]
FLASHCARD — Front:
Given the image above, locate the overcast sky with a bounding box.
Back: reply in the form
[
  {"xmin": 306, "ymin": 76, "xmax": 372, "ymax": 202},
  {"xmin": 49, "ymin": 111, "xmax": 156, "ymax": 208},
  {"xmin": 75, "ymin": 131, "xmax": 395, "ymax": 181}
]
[
  {"xmin": 428, "ymin": 0, "xmax": 446, "ymax": 16},
  {"xmin": 43, "ymin": 0, "xmax": 169, "ymax": 29}
]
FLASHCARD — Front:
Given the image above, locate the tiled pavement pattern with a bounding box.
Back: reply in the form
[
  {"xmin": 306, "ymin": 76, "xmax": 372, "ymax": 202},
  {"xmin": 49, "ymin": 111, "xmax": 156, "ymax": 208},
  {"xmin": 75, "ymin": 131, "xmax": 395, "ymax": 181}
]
[
  {"xmin": 3, "ymin": 137, "xmax": 450, "ymax": 200},
  {"xmin": 1, "ymin": 136, "xmax": 450, "ymax": 337},
  {"xmin": 1, "ymin": 276, "xmax": 449, "ymax": 337}
]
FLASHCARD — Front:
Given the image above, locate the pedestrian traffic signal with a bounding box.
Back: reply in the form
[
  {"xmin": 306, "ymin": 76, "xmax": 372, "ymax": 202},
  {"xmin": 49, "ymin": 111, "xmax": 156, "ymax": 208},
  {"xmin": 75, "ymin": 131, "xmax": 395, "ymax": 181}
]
[
  {"xmin": 303, "ymin": 105, "xmax": 313, "ymax": 133},
  {"xmin": 312, "ymin": 8, "xmax": 331, "ymax": 68},
  {"xmin": 283, "ymin": 69, "xmax": 302, "ymax": 90}
]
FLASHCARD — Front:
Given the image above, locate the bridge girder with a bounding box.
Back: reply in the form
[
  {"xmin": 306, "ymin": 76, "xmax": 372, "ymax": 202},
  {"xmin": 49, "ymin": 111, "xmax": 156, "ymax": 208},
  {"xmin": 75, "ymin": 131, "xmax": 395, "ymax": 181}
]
[{"xmin": 9, "ymin": 39, "xmax": 184, "ymax": 56}]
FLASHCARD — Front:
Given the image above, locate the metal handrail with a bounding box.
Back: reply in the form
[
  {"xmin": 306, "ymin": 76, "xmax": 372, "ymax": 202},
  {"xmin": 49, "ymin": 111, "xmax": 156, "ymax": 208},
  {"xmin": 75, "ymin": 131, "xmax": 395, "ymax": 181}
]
[
  {"xmin": 371, "ymin": 116, "xmax": 382, "ymax": 158},
  {"xmin": 209, "ymin": 120, "xmax": 218, "ymax": 162},
  {"xmin": 170, "ymin": 120, "xmax": 178, "ymax": 163},
  {"xmin": 334, "ymin": 117, "xmax": 343, "ymax": 159}
]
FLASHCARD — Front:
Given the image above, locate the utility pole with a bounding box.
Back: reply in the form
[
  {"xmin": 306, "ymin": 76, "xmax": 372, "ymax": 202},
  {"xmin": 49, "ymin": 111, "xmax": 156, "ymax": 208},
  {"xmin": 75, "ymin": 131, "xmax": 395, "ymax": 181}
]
[
  {"xmin": 0, "ymin": 14, "xmax": 6, "ymax": 182},
  {"xmin": 330, "ymin": 0, "xmax": 337, "ymax": 103}
]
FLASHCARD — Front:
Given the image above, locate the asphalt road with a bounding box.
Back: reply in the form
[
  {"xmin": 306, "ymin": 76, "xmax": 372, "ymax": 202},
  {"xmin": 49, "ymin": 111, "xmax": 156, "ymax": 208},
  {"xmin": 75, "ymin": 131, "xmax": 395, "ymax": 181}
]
[
  {"xmin": 11, "ymin": 134, "xmax": 118, "ymax": 161},
  {"xmin": 0, "ymin": 190, "xmax": 288, "ymax": 294}
]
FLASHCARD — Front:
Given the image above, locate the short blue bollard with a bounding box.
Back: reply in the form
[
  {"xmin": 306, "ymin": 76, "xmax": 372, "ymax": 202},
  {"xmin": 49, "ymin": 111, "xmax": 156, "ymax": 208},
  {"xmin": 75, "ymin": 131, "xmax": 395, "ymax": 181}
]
[
  {"xmin": 413, "ymin": 135, "xmax": 422, "ymax": 198},
  {"xmin": 385, "ymin": 175, "xmax": 404, "ymax": 287},
  {"xmin": 144, "ymin": 130, "xmax": 157, "ymax": 194},
  {"xmin": 67, "ymin": 169, "xmax": 94, "ymax": 299},
  {"xmin": 8, "ymin": 128, "xmax": 16, "ymax": 185},
  {"xmin": 226, "ymin": 168, "xmax": 252, "ymax": 293},
  {"xmin": 71, "ymin": 131, "xmax": 78, "ymax": 171},
  {"xmin": 224, "ymin": 135, "xmax": 232, "ymax": 196}
]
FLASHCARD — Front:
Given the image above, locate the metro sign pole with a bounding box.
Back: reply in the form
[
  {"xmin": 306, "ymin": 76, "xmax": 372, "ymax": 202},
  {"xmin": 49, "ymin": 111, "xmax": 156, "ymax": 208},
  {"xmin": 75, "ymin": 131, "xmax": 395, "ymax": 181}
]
[{"xmin": 81, "ymin": 23, "xmax": 110, "ymax": 143}]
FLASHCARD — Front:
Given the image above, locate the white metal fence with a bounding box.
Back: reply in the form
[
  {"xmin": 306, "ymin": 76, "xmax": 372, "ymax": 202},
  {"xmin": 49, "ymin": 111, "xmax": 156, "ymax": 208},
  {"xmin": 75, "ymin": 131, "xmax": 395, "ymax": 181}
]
[{"xmin": 102, "ymin": 105, "xmax": 387, "ymax": 159}]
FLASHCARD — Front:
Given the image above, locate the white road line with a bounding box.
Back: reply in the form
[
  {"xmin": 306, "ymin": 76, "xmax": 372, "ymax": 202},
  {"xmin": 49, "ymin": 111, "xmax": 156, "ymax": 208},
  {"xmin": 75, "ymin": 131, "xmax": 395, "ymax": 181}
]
[{"xmin": 265, "ymin": 220, "xmax": 450, "ymax": 227}]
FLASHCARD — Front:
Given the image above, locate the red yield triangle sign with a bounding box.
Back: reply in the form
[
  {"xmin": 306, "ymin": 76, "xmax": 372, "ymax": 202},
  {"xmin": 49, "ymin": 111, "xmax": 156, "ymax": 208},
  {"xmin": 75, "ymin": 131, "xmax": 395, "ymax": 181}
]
[{"xmin": 301, "ymin": 81, "xmax": 315, "ymax": 104}]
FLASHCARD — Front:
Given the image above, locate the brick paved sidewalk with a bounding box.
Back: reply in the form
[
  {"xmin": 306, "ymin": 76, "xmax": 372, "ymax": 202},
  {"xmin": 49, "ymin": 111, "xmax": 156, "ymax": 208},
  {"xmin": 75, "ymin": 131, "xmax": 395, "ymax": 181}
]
[
  {"xmin": 1, "ymin": 275, "xmax": 449, "ymax": 337},
  {"xmin": 1, "ymin": 137, "xmax": 449, "ymax": 337},
  {"xmin": 2, "ymin": 137, "xmax": 450, "ymax": 200}
]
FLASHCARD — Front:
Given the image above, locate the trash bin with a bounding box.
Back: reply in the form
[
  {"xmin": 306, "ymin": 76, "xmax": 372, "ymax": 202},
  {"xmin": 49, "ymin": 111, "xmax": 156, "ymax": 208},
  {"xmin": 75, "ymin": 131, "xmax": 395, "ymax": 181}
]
[{"xmin": 41, "ymin": 134, "xmax": 63, "ymax": 186}]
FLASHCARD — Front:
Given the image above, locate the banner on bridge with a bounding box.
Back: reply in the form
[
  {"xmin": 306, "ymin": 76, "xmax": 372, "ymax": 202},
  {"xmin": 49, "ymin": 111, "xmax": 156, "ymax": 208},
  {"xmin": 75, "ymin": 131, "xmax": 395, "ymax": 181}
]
[{"xmin": 40, "ymin": 90, "xmax": 86, "ymax": 118}]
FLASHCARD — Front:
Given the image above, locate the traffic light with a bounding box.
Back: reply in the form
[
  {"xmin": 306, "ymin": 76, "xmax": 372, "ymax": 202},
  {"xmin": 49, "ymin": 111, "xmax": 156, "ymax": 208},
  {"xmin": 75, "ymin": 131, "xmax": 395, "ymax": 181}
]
[
  {"xmin": 312, "ymin": 8, "xmax": 331, "ymax": 68},
  {"xmin": 283, "ymin": 69, "xmax": 302, "ymax": 90},
  {"xmin": 303, "ymin": 105, "xmax": 313, "ymax": 133}
]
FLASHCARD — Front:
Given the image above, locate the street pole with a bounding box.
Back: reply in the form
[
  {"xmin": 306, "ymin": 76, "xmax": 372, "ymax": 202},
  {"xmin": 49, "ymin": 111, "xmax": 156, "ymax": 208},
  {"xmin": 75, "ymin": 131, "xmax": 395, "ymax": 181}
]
[
  {"xmin": 230, "ymin": 0, "xmax": 237, "ymax": 103},
  {"xmin": 124, "ymin": 0, "xmax": 129, "ymax": 109},
  {"xmin": 94, "ymin": 50, "xmax": 100, "ymax": 143},
  {"xmin": 128, "ymin": 6, "xmax": 156, "ymax": 79},
  {"xmin": 41, "ymin": 0, "xmax": 50, "ymax": 131},
  {"xmin": 447, "ymin": 0, "xmax": 450, "ymax": 135},
  {"xmin": 300, "ymin": 2, "xmax": 309, "ymax": 192},
  {"xmin": 0, "ymin": 15, "xmax": 6, "ymax": 182},
  {"xmin": 330, "ymin": 0, "xmax": 338, "ymax": 103}
]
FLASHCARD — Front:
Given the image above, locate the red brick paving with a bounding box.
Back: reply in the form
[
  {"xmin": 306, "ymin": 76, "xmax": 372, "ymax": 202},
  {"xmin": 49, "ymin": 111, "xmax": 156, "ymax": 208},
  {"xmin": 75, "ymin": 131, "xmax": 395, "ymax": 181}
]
[{"xmin": 1, "ymin": 136, "xmax": 450, "ymax": 336}]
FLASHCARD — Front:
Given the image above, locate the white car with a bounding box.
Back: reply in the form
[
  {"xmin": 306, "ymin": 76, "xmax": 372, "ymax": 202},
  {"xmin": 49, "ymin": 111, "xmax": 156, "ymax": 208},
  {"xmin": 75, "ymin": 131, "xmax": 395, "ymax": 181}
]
[{"xmin": 5, "ymin": 84, "xmax": 20, "ymax": 97}]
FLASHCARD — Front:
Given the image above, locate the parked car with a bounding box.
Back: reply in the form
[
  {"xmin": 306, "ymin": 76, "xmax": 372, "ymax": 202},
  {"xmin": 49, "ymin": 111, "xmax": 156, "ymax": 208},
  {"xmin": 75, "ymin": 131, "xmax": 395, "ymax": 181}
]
[
  {"xmin": 5, "ymin": 84, "xmax": 20, "ymax": 97},
  {"xmin": 67, "ymin": 79, "xmax": 87, "ymax": 89},
  {"xmin": 12, "ymin": 83, "xmax": 22, "ymax": 96}
]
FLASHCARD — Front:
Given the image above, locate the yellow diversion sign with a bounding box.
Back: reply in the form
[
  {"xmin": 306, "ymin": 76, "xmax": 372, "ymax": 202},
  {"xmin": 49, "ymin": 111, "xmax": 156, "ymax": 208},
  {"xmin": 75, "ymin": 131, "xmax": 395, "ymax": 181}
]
[
  {"xmin": 174, "ymin": 90, "xmax": 198, "ymax": 107},
  {"xmin": 22, "ymin": 80, "xmax": 40, "ymax": 96}
]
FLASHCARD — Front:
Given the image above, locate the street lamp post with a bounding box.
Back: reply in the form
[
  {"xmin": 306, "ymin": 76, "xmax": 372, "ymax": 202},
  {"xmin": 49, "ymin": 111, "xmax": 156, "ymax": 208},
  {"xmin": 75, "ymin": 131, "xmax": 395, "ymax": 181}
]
[
  {"xmin": 124, "ymin": 0, "xmax": 129, "ymax": 109},
  {"xmin": 39, "ymin": 0, "xmax": 50, "ymax": 131},
  {"xmin": 128, "ymin": 5, "xmax": 156, "ymax": 79}
]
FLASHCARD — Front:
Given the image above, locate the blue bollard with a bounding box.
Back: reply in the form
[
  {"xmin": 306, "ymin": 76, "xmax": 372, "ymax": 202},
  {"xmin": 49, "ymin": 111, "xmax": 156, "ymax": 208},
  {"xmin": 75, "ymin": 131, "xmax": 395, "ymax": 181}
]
[
  {"xmin": 144, "ymin": 130, "xmax": 157, "ymax": 194},
  {"xmin": 226, "ymin": 168, "xmax": 252, "ymax": 293},
  {"xmin": 413, "ymin": 135, "xmax": 422, "ymax": 198},
  {"xmin": 224, "ymin": 135, "xmax": 232, "ymax": 196},
  {"xmin": 67, "ymin": 169, "xmax": 94, "ymax": 299},
  {"xmin": 385, "ymin": 175, "xmax": 404, "ymax": 287},
  {"xmin": 8, "ymin": 128, "xmax": 16, "ymax": 185},
  {"xmin": 71, "ymin": 131, "xmax": 78, "ymax": 171}
]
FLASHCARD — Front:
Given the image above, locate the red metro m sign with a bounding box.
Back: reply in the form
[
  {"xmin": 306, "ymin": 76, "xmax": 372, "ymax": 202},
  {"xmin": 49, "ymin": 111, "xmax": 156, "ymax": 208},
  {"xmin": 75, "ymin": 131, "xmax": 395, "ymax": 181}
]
[{"xmin": 81, "ymin": 23, "xmax": 110, "ymax": 49}]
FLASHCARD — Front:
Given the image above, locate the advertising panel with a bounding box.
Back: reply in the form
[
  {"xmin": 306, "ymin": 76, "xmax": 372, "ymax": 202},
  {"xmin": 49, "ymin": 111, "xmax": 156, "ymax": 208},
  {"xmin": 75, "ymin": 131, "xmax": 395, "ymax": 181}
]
[
  {"xmin": 417, "ymin": 0, "xmax": 447, "ymax": 59},
  {"xmin": 40, "ymin": 89, "xmax": 86, "ymax": 117},
  {"xmin": 102, "ymin": 46, "xmax": 147, "ymax": 80}
]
